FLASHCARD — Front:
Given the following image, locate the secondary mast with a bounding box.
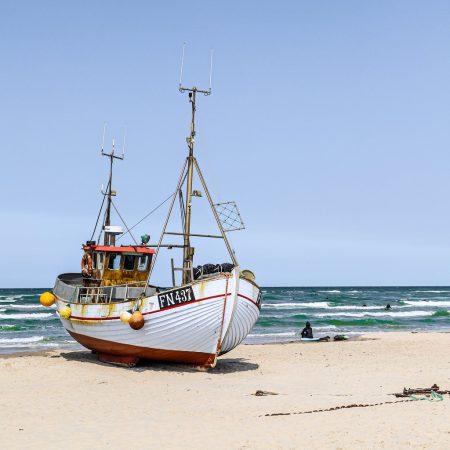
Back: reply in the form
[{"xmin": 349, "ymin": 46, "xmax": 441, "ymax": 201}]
[{"xmin": 102, "ymin": 135, "xmax": 124, "ymax": 246}]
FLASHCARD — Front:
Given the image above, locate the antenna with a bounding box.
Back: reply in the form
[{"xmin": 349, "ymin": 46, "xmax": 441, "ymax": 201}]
[
  {"xmin": 101, "ymin": 123, "xmax": 107, "ymax": 154},
  {"xmin": 208, "ymin": 49, "xmax": 214, "ymax": 92},
  {"xmin": 102, "ymin": 136, "xmax": 124, "ymax": 160},
  {"xmin": 179, "ymin": 42, "xmax": 186, "ymax": 90},
  {"xmin": 121, "ymin": 127, "xmax": 127, "ymax": 158},
  {"xmin": 178, "ymin": 43, "xmax": 212, "ymax": 96}
]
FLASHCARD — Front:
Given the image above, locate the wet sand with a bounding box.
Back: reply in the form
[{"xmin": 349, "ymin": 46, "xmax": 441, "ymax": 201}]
[{"xmin": 1, "ymin": 332, "xmax": 450, "ymax": 449}]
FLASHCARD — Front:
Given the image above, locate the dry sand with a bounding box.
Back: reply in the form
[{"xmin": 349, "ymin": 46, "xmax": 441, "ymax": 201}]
[{"xmin": 1, "ymin": 332, "xmax": 450, "ymax": 449}]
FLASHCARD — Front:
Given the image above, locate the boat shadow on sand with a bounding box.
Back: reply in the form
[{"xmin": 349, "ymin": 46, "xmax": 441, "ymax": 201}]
[{"xmin": 56, "ymin": 351, "xmax": 259, "ymax": 374}]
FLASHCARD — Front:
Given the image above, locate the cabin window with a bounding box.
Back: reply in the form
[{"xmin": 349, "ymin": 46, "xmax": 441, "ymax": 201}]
[
  {"xmin": 137, "ymin": 255, "xmax": 149, "ymax": 272},
  {"xmin": 107, "ymin": 253, "xmax": 121, "ymax": 270},
  {"xmin": 123, "ymin": 255, "xmax": 136, "ymax": 271},
  {"xmin": 92, "ymin": 252, "xmax": 104, "ymax": 270},
  {"xmin": 98, "ymin": 252, "xmax": 104, "ymax": 270}
]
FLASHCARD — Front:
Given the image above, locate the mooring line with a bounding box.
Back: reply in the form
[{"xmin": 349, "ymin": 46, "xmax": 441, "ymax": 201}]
[{"xmin": 263, "ymin": 397, "xmax": 438, "ymax": 417}]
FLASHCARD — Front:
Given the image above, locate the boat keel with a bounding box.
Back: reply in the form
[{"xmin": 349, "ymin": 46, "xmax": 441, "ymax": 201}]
[{"xmin": 97, "ymin": 352, "xmax": 140, "ymax": 367}]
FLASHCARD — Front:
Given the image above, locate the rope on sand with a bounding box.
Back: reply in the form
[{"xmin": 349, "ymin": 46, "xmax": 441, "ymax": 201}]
[{"xmin": 263, "ymin": 393, "xmax": 444, "ymax": 417}]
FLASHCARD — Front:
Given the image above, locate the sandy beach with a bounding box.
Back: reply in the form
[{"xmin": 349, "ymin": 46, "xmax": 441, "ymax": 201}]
[{"xmin": 1, "ymin": 332, "xmax": 449, "ymax": 449}]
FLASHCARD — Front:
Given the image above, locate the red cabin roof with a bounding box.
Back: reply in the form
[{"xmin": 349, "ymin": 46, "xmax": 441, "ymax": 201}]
[{"xmin": 83, "ymin": 245, "xmax": 155, "ymax": 254}]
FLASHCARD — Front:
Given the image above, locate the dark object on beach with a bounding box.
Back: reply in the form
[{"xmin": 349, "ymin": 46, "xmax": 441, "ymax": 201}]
[
  {"xmin": 392, "ymin": 384, "xmax": 450, "ymax": 398},
  {"xmin": 385, "ymin": 303, "xmax": 391, "ymax": 310},
  {"xmin": 301, "ymin": 321, "xmax": 313, "ymax": 338},
  {"xmin": 254, "ymin": 390, "xmax": 279, "ymax": 396},
  {"xmin": 318, "ymin": 336, "xmax": 330, "ymax": 342},
  {"xmin": 333, "ymin": 334, "xmax": 348, "ymax": 341}
]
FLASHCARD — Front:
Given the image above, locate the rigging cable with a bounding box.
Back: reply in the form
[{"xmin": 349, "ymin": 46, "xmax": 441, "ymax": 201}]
[
  {"xmin": 89, "ymin": 179, "xmax": 110, "ymax": 241},
  {"xmin": 117, "ymin": 170, "xmax": 188, "ymax": 243},
  {"xmin": 111, "ymin": 200, "xmax": 139, "ymax": 246},
  {"xmin": 116, "ymin": 192, "xmax": 176, "ymax": 242}
]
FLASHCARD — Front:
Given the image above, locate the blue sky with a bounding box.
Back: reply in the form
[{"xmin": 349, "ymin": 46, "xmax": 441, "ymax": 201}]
[{"xmin": 1, "ymin": 1, "xmax": 450, "ymax": 287}]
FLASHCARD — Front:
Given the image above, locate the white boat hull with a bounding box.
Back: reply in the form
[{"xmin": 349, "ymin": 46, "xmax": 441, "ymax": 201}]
[{"xmin": 54, "ymin": 269, "xmax": 261, "ymax": 367}]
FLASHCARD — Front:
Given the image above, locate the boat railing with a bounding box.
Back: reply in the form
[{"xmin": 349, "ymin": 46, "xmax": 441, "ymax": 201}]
[{"xmin": 54, "ymin": 275, "xmax": 154, "ymax": 304}]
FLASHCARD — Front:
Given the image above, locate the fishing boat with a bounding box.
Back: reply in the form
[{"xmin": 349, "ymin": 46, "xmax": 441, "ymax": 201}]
[{"xmin": 40, "ymin": 81, "xmax": 262, "ymax": 368}]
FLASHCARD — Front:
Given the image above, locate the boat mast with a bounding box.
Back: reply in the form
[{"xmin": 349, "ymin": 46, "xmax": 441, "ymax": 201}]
[
  {"xmin": 144, "ymin": 48, "xmax": 240, "ymax": 288},
  {"xmin": 102, "ymin": 138, "xmax": 124, "ymax": 246},
  {"xmin": 181, "ymin": 87, "xmax": 206, "ymax": 283}
]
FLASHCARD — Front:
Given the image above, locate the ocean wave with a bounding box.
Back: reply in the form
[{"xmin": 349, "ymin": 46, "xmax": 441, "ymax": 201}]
[
  {"xmin": 329, "ymin": 305, "xmax": 389, "ymax": 310},
  {"xmin": 432, "ymin": 310, "xmax": 450, "ymax": 317},
  {"xmin": 315, "ymin": 310, "xmax": 435, "ymax": 318},
  {"xmin": 0, "ymin": 313, "xmax": 54, "ymax": 320},
  {"xmin": 4, "ymin": 304, "xmax": 47, "ymax": 310},
  {"xmin": 0, "ymin": 336, "xmax": 44, "ymax": 345},
  {"xmin": 0, "ymin": 324, "xmax": 19, "ymax": 330},
  {"xmin": 402, "ymin": 300, "xmax": 450, "ymax": 307},
  {"xmin": 264, "ymin": 302, "xmax": 391, "ymax": 310},
  {"xmin": 411, "ymin": 290, "xmax": 449, "ymax": 294},
  {"xmin": 263, "ymin": 302, "xmax": 329, "ymax": 309},
  {"xmin": 0, "ymin": 294, "xmax": 38, "ymax": 301},
  {"xmin": 318, "ymin": 290, "xmax": 341, "ymax": 293},
  {"xmin": 249, "ymin": 332, "xmax": 297, "ymax": 338}
]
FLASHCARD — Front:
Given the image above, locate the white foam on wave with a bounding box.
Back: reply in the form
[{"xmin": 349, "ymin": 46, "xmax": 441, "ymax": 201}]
[
  {"xmin": 264, "ymin": 302, "xmax": 388, "ymax": 310},
  {"xmin": 315, "ymin": 310, "xmax": 435, "ymax": 318},
  {"xmin": 249, "ymin": 331, "xmax": 297, "ymax": 338},
  {"xmin": 412, "ymin": 290, "xmax": 449, "ymax": 294},
  {"xmin": 314, "ymin": 325, "xmax": 338, "ymax": 331},
  {"xmin": 4, "ymin": 304, "xmax": 46, "ymax": 310},
  {"xmin": 0, "ymin": 313, "xmax": 53, "ymax": 320},
  {"xmin": 319, "ymin": 290, "xmax": 341, "ymax": 293},
  {"xmin": 0, "ymin": 294, "xmax": 38, "ymax": 301},
  {"xmin": 263, "ymin": 302, "xmax": 329, "ymax": 309},
  {"xmin": 331, "ymin": 305, "xmax": 388, "ymax": 310},
  {"xmin": 0, "ymin": 336, "xmax": 44, "ymax": 345},
  {"xmin": 403, "ymin": 300, "xmax": 450, "ymax": 307}
]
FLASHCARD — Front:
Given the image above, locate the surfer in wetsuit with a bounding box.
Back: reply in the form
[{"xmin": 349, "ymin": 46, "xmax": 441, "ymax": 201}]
[
  {"xmin": 385, "ymin": 303, "xmax": 391, "ymax": 310},
  {"xmin": 301, "ymin": 321, "xmax": 313, "ymax": 338}
]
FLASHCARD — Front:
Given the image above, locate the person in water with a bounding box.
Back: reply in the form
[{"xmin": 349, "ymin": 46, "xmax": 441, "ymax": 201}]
[
  {"xmin": 301, "ymin": 321, "xmax": 313, "ymax": 338},
  {"xmin": 385, "ymin": 303, "xmax": 391, "ymax": 310}
]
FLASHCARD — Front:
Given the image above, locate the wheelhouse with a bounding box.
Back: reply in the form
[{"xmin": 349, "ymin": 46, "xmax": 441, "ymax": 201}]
[{"xmin": 83, "ymin": 244, "xmax": 155, "ymax": 287}]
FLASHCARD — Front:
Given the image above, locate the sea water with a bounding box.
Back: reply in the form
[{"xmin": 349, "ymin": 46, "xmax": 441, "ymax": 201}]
[{"xmin": 0, "ymin": 287, "xmax": 449, "ymax": 353}]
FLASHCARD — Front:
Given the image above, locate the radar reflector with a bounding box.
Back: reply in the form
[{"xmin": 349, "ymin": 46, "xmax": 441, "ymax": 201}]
[{"xmin": 214, "ymin": 201, "xmax": 245, "ymax": 232}]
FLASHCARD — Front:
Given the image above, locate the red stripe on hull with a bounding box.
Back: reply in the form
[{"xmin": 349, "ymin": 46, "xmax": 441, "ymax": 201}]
[
  {"xmin": 237, "ymin": 293, "xmax": 260, "ymax": 308},
  {"xmin": 68, "ymin": 293, "xmax": 231, "ymax": 322},
  {"xmin": 67, "ymin": 330, "xmax": 217, "ymax": 367}
]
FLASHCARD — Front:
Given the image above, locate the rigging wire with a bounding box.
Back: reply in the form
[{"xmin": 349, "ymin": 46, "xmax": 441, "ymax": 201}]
[
  {"xmin": 116, "ymin": 192, "xmax": 176, "ymax": 242},
  {"xmin": 89, "ymin": 179, "xmax": 110, "ymax": 241},
  {"xmin": 178, "ymin": 189, "xmax": 186, "ymax": 231},
  {"xmin": 117, "ymin": 171, "xmax": 188, "ymax": 243},
  {"xmin": 111, "ymin": 200, "xmax": 139, "ymax": 246}
]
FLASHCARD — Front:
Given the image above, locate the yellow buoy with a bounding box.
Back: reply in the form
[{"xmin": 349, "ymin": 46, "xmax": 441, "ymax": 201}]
[
  {"xmin": 40, "ymin": 292, "xmax": 55, "ymax": 307},
  {"xmin": 120, "ymin": 311, "xmax": 132, "ymax": 323},
  {"xmin": 59, "ymin": 306, "xmax": 72, "ymax": 319},
  {"xmin": 129, "ymin": 311, "xmax": 145, "ymax": 330}
]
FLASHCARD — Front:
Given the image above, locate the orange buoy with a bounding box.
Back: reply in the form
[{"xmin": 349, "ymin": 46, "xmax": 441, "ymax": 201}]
[
  {"xmin": 129, "ymin": 311, "xmax": 145, "ymax": 330},
  {"xmin": 81, "ymin": 253, "xmax": 93, "ymax": 278}
]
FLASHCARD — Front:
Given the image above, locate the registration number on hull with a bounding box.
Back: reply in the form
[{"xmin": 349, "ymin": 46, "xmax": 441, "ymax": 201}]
[{"xmin": 158, "ymin": 286, "xmax": 196, "ymax": 310}]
